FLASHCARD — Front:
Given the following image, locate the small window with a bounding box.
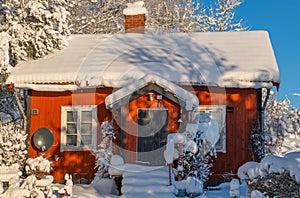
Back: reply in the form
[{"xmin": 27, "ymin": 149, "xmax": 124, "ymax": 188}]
[
  {"xmin": 189, "ymin": 105, "xmax": 226, "ymax": 153},
  {"xmin": 61, "ymin": 106, "xmax": 97, "ymax": 151}
]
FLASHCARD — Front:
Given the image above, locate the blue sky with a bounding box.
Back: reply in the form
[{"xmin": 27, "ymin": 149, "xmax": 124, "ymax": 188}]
[
  {"xmin": 236, "ymin": 0, "xmax": 300, "ymax": 107},
  {"xmin": 203, "ymin": 0, "xmax": 300, "ymax": 107}
]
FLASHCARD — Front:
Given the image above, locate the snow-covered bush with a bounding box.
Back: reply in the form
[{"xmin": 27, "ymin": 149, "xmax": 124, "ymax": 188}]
[
  {"xmin": 0, "ymin": 122, "xmax": 27, "ymax": 167},
  {"xmin": 263, "ymin": 89, "xmax": 300, "ymax": 156},
  {"xmin": 238, "ymin": 153, "xmax": 300, "ymax": 197},
  {"xmin": 249, "ymin": 120, "xmax": 264, "ymax": 161},
  {"xmin": 181, "ymin": 151, "xmax": 212, "ymax": 184},
  {"xmin": 25, "ymin": 155, "xmax": 52, "ymax": 179},
  {"xmin": 94, "ymin": 121, "xmax": 116, "ymax": 179}
]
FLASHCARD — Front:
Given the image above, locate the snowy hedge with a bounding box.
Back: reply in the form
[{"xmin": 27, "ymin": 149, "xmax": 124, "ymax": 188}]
[
  {"xmin": 238, "ymin": 153, "xmax": 300, "ymax": 197},
  {"xmin": 0, "ymin": 122, "xmax": 27, "ymax": 167}
]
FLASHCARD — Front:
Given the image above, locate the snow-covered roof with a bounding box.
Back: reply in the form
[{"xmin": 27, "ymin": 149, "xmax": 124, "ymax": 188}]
[
  {"xmin": 105, "ymin": 74, "xmax": 199, "ymax": 111},
  {"xmin": 7, "ymin": 31, "xmax": 280, "ymax": 91}
]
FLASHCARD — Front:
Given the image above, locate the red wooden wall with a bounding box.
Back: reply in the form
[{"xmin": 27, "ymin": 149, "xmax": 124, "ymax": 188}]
[
  {"xmin": 189, "ymin": 86, "xmax": 259, "ymax": 178},
  {"xmin": 29, "ymin": 88, "xmax": 113, "ymax": 183},
  {"xmin": 28, "ymin": 86, "xmax": 259, "ymax": 182}
]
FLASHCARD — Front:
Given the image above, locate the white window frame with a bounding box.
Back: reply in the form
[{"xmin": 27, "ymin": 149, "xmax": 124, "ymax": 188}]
[
  {"xmin": 60, "ymin": 105, "xmax": 97, "ymax": 152},
  {"xmin": 190, "ymin": 105, "xmax": 226, "ymax": 153}
]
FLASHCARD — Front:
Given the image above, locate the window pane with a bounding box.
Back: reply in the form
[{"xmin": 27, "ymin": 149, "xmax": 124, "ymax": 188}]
[
  {"xmin": 81, "ymin": 135, "xmax": 92, "ymax": 145},
  {"xmin": 82, "ymin": 111, "xmax": 92, "ymax": 122},
  {"xmin": 67, "ymin": 111, "xmax": 77, "ymax": 122},
  {"xmin": 67, "ymin": 124, "xmax": 77, "ymax": 134},
  {"xmin": 81, "ymin": 123, "xmax": 92, "ymax": 135},
  {"xmin": 67, "ymin": 135, "xmax": 77, "ymax": 146}
]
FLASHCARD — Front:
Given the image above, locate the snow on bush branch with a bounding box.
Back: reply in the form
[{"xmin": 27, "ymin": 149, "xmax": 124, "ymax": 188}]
[
  {"xmin": 238, "ymin": 153, "xmax": 300, "ymax": 197},
  {"xmin": 25, "ymin": 155, "xmax": 52, "ymax": 179},
  {"xmin": 0, "ymin": 121, "xmax": 27, "ymax": 166}
]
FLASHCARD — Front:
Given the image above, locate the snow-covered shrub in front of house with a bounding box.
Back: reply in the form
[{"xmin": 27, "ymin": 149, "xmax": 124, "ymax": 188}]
[
  {"xmin": 25, "ymin": 155, "xmax": 52, "ymax": 179},
  {"xmin": 182, "ymin": 151, "xmax": 212, "ymax": 184},
  {"xmin": 238, "ymin": 153, "xmax": 300, "ymax": 197},
  {"xmin": 0, "ymin": 122, "xmax": 27, "ymax": 167},
  {"xmin": 94, "ymin": 121, "xmax": 116, "ymax": 180}
]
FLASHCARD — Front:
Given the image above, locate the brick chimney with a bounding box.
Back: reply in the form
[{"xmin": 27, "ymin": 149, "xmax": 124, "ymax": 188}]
[{"xmin": 123, "ymin": 1, "xmax": 147, "ymax": 33}]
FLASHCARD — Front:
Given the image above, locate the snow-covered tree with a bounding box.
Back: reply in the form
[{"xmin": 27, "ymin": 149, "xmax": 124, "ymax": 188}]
[
  {"xmin": 66, "ymin": 0, "xmax": 246, "ymax": 34},
  {"xmin": 0, "ymin": 0, "xmax": 70, "ymax": 125},
  {"xmin": 0, "ymin": 121, "xmax": 28, "ymax": 167},
  {"xmin": 94, "ymin": 121, "xmax": 116, "ymax": 179},
  {"xmin": 0, "ymin": 0, "xmax": 70, "ymax": 66},
  {"xmin": 263, "ymin": 89, "xmax": 300, "ymax": 156},
  {"xmin": 66, "ymin": 0, "xmax": 127, "ymax": 34},
  {"xmin": 146, "ymin": 0, "xmax": 246, "ymax": 33},
  {"xmin": 203, "ymin": 0, "xmax": 246, "ymax": 32}
]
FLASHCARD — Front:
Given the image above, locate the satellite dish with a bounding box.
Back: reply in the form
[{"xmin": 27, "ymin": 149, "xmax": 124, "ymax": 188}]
[{"xmin": 32, "ymin": 128, "xmax": 54, "ymax": 151}]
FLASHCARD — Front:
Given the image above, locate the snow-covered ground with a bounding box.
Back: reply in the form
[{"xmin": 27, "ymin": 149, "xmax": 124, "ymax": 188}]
[
  {"xmin": 68, "ymin": 164, "xmax": 247, "ymax": 198},
  {"xmin": 69, "ymin": 134, "xmax": 300, "ymax": 198},
  {"xmin": 280, "ymin": 136, "xmax": 300, "ymax": 156},
  {"xmin": 71, "ymin": 180, "xmax": 248, "ymax": 198}
]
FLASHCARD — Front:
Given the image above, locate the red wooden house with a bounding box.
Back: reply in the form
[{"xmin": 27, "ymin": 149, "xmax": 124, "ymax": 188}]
[{"xmin": 6, "ymin": 5, "xmax": 280, "ymax": 183}]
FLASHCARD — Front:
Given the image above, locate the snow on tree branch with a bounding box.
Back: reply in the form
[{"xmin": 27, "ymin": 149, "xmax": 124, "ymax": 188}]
[
  {"xmin": 263, "ymin": 89, "xmax": 300, "ymax": 156},
  {"xmin": 0, "ymin": 121, "xmax": 28, "ymax": 167},
  {"xmin": 0, "ymin": 0, "xmax": 70, "ymax": 66},
  {"xmin": 65, "ymin": 0, "xmax": 247, "ymax": 34},
  {"xmin": 203, "ymin": 0, "xmax": 247, "ymax": 32}
]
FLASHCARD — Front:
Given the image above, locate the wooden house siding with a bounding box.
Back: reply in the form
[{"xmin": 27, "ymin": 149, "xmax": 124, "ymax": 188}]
[
  {"xmin": 28, "ymin": 86, "xmax": 259, "ymax": 181},
  {"xmin": 28, "ymin": 88, "xmax": 113, "ymax": 182},
  {"xmin": 189, "ymin": 86, "xmax": 259, "ymax": 178}
]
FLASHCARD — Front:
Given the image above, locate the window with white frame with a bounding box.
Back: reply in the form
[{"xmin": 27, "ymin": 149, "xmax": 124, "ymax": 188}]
[
  {"xmin": 61, "ymin": 105, "xmax": 97, "ymax": 151},
  {"xmin": 189, "ymin": 105, "xmax": 226, "ymax": 153}
]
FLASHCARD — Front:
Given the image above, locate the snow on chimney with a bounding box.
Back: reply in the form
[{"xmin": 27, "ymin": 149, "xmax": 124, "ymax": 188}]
[{"xmin": 123, "ymin": 1, "xmax": 147, "ymax": 33}]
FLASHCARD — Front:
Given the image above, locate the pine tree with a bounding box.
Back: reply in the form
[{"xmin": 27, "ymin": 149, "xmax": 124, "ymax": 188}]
[{"xmin": 94, "ymin": 121, "xmax": 116, "ymax": 179}]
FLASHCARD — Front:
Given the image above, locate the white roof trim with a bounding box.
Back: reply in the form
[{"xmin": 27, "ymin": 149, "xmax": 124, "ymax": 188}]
[
  {"xmin": 105, "ymin": 74, "xmax": 199, "ymax": 111},
  {"xmin": 13, "ymin": 84, "xmax": 77, "ymax": 92}
]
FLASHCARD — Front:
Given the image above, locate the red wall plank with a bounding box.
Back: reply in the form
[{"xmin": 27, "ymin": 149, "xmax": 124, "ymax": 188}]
[{"xmin": 29, "ymin": 86, "xmax": 259, "ymax": 181}]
